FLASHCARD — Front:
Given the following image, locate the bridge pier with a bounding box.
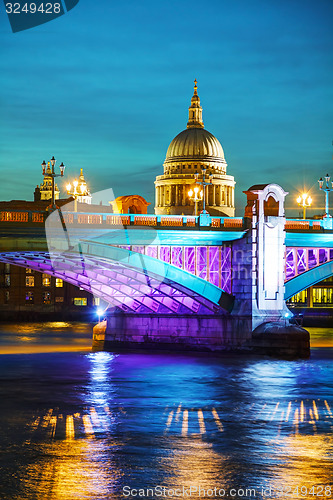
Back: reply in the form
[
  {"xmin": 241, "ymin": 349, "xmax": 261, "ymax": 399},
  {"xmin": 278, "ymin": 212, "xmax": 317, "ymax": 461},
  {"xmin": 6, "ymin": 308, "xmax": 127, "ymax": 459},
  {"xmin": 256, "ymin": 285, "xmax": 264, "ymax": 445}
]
[
  {"xmin": 93, "ymin": 310, "xmax": 253, "ymax": 353},
  {"xmin": 94, "ymin": 184, "xmax": 310, "ymax": 358},
  {"xmin": 230, "ymin": 183, "xmax": 309, "ymax": 357}
]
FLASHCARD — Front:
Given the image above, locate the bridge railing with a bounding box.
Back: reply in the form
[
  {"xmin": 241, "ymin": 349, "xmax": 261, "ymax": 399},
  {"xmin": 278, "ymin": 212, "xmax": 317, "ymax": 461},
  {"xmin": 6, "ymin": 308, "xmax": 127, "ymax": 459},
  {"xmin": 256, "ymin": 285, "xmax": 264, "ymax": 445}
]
[
  {"xmin": 0, "ymin": 210, "xmax": 246, "ymax": 230},
  {"xmin": 0, "ymin": 210, "xmax": 328, "ymax": 231},
  {"xmin": 284, "ymin": 219, "xmax": 323, "ymax": 230}
]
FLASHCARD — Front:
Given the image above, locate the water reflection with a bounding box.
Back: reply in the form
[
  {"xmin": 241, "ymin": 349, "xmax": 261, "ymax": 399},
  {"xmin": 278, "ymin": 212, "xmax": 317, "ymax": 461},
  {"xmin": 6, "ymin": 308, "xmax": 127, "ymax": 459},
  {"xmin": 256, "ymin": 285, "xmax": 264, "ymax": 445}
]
[
  {"xmin": 20, "ymin": 440, "xmax": 123, "ymax": 500},
  {"xmin": 266, "ymin": 433, "xmax": 333, "ymax": 499},
  {"xmin": 0, "ymin": 326, "xmax": 332, "ymax": 499}
]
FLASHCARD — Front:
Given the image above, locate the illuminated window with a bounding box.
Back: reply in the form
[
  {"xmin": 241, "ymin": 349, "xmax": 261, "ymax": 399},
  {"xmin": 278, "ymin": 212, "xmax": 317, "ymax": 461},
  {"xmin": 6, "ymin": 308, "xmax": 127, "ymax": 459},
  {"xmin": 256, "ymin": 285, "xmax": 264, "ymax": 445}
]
[
  {"xmin": 288, "ymin": 290, "xmax": 307, "ymax": 304},
  {"xmin": 26, "ymin": 276, "xmax": 35, "ymax": 287},
  {"xmin": 26, "ymin": 291, "xmax": 34, "ymax": 303},
  {"xmin": 5, "ymin": 291, "xmax": 9, "ymax": 303},
  {"xmin": 5, "ymin": 274, "xmax": 10, "ymax": 287},
  {"xmin": 42, "ymin": 274, "xmax": 51, "ymax": 287},
  {"xmin": 313, "ymin": 288, "xmax": 333, "ymax": 305},
  {"xmin": 55, "ymin": 279, "xmax": 63, "ymax": 288},
  {"xmin": 5, "ymin": 263, "xmax": 10, "ymax": 273},
  {"xmin": 26, "ymin": 268, "xmax": 33, "ymax": 274},
  {"xmin": 93, "ymin": 297, "xmax": 100, "ymax": 306},
  {"xmin": 55, "ymin": 296, "xmax": 64, "ymax": 303},
  {"xmin": 74, "ymin": 298, "xmax": 87, "ymax": 306},
  {"xmin": 43, "ymin": 291, "xmax": 51, "ymax": 304}
]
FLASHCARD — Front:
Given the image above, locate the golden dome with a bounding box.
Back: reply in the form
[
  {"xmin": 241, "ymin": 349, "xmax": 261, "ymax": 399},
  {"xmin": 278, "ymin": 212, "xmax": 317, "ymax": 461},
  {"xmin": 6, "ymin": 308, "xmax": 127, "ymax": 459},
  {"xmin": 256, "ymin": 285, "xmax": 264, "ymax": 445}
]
[
  {"xmin": 164, "ymin": 80, "xmax": 226, "ymax": 168},
  {"xmin": 165, "ymin": 128, "xmax": 225, "ymax": 164}
]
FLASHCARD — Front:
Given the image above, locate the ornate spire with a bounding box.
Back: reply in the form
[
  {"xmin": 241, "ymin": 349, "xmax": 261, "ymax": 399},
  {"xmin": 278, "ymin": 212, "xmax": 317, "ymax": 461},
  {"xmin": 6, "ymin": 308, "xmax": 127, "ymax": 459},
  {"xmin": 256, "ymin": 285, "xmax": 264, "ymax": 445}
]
[{"xmin": 187, "ymin": 79, "xmax": 204, "ymax": 129}]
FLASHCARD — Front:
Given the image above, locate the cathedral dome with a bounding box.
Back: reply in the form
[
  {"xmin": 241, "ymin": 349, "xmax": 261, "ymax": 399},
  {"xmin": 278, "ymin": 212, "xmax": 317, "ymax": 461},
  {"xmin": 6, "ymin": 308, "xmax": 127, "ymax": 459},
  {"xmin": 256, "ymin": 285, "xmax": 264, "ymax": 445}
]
[
  {"xmin": 155, "ymin": 80, "xmax": 235, "ymax": 218},
  {"xmin": 165, "ymin": 127, "xmax": 225, "ymax": 165}
]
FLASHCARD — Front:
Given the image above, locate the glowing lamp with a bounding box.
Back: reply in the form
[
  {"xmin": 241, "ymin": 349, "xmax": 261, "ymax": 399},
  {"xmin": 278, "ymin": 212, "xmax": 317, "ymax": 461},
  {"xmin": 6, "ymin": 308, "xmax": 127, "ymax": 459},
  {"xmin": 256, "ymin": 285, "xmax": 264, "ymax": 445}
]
[{"xmin": 50, "ymin": 155, "xmax": 56, "ymax": 167}]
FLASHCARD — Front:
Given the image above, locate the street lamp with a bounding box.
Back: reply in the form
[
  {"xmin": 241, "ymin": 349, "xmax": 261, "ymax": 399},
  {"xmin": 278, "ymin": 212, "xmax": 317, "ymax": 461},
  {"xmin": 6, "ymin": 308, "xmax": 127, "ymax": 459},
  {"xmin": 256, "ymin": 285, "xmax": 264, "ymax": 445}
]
[
  {"xmin": 42, "ymin": 156, "xmax": 65, "ymax": 211},
  {"xmin": 296, "ymin": 193, "xmax": 312, "ymax": 220},
  {"xmin": 188, "ymin": 186, "xmax": 203, "ymax": 216},
  {"xmin": 318, "ymin": 173, "xmax": 333, "ymax": 219},
  {"xmin": 66, "ymin": 169, "xmax": 91, "ymax": 212},
  {"xmin": 194, "ymin": 168, "xmax": 213, "ymax": 214}
]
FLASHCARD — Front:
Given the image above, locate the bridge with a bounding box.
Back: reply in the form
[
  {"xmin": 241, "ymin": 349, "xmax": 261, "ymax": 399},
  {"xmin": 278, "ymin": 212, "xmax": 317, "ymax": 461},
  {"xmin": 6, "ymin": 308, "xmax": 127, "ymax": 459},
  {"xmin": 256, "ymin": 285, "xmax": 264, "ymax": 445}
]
[{"xmin": 1, "ymin": 184, "xmax": 332, "ymax": 356}]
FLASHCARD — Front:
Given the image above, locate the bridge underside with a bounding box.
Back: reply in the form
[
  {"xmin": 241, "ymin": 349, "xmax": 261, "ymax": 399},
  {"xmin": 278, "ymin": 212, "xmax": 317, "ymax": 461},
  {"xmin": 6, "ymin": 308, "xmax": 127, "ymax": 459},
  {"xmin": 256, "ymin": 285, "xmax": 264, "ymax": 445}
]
[
  {"xmin": 285, "ymin": 260, "xmax": 333, "ymax": 300},
  {"xmin": 0, "ymin": 247, "xmax": 227, "ymax": 315}
]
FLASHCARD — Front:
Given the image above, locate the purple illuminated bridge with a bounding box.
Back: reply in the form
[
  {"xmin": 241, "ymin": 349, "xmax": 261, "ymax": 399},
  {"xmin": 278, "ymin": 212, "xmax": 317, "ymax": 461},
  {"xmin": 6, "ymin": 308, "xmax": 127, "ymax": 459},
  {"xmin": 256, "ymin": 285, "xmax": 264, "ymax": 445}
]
[{"xmin": 0, "ymin": 208, "xmax": 332, "ymax": 315}]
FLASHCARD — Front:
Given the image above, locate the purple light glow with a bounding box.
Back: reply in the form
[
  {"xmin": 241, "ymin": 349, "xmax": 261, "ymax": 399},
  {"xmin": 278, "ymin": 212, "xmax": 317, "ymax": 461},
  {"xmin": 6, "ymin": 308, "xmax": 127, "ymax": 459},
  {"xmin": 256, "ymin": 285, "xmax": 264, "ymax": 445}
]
[{"xmin": 0, "ymin": 251, "xmax": 219, "ymax": 314}]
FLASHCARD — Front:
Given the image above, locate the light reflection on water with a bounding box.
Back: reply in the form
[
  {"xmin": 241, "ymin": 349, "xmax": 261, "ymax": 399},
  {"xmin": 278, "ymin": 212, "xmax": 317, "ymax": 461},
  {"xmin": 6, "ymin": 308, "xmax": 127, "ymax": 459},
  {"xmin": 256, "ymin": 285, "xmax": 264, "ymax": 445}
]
[{"xmin": 0, "ymin": 323, "xmax": 332, "ymax": 499}]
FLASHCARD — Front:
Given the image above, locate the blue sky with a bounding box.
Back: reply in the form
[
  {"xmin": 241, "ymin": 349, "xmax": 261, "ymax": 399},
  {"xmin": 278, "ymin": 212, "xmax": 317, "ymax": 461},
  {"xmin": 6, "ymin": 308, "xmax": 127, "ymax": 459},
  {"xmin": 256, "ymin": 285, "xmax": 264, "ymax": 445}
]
[{"xmin": 0, "ymin": 0, "xmax": 332, "ymax": 216}]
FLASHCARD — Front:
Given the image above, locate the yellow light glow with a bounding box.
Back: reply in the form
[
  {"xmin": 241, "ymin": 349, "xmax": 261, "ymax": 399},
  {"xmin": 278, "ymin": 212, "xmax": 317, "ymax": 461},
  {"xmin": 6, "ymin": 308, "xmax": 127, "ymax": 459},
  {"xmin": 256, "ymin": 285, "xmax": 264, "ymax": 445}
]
[
  {"xmin": 188, "ymin": 190, "xmax": 193, "ymax": 197},
  {"xmin": 66, "ymin": 183, "xmax": 71, "ymax": 192},
  {"xmin": 73, "ymin": 180, "xmax": 78, "ymax": 188},
  {"xmin": 297, "ymin": 196, "xmax": 302, "ymax": 204},
  {"xmin": 80, "ymin": 183, "xmax": 85, "ymax": 193}
]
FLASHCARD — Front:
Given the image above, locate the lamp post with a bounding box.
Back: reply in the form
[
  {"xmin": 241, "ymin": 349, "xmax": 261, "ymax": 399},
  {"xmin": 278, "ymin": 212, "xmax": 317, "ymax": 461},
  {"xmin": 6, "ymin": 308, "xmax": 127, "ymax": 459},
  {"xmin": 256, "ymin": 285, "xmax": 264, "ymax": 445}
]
[
  {"xmin": 318, "ymin": 174, "xmax": 333, "ymax": 219},
  {"xmin": 296, "ymin": 192, "xmax": 312, "ymax": 220},
  {"xmin": 194, "ymin": 168, "xmax": 213, "ymax": 214},
  {"xmin": 66, "ymin": 179, "xmax": 79, "ymax": 212},
  {"xmin": 42, "ymin": 156, "xmax": 65, "ymax": 211},
  {"xmin": 66, "ymin": 176, "xmax": 90, "ymax": 212},
  {"xmin": 188, "ymin": 186, "xmax": 203, "ymax": 216}
]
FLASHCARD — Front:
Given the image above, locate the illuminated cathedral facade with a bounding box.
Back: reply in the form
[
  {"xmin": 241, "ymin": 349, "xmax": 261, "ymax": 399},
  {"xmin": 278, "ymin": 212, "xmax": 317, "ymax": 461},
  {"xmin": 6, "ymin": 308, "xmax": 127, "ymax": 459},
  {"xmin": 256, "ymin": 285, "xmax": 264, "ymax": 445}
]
[{"xmin": 154, "ymin": 81, "xmax": 235, "ymax": 216}]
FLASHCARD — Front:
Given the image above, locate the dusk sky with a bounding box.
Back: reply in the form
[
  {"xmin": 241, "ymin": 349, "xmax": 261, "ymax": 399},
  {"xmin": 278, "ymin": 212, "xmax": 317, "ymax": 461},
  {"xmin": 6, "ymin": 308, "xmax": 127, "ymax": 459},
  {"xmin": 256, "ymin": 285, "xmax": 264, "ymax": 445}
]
[{"xmin": 0, "ymin": 0, "xmax": 332, "ymax": 216}]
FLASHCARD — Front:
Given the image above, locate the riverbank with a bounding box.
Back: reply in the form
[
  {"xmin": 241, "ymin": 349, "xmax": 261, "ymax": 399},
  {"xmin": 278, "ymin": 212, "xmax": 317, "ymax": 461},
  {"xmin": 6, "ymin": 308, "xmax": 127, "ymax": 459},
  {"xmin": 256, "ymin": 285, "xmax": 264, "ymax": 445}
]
[{"xmin": 0, "ymin": 322, "xmax": 331, "ymax": 355}]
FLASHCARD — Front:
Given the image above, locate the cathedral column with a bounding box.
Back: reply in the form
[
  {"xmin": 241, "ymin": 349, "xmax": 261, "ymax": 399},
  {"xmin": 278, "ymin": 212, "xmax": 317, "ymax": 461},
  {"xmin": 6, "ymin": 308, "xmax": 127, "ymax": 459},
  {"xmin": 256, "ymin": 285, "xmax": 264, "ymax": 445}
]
[
  {"xmin": 175, "ymin": 185, "xmax": 179, "ymax": 207},
  {"xmin": 182, "ymin": 185, "xmax": 186, "ymax": 206},
  {"xmin": 232, "ymin": 186, "xmax": 234, "ymax": 207},
  {"xmin": 212, "ymin": 185, "xmax": 216, "ymax": 206},
  {"xmin": 219, "ymin": 186, "xmax": 223, "ymax": 205}
]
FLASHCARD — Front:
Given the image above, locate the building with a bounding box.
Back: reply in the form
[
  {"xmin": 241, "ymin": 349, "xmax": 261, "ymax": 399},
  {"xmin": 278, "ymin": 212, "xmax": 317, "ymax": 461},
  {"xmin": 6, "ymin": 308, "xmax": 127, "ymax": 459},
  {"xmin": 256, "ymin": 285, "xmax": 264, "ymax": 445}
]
[
  {"xmin": 110, "ymin": 195, "xmax": 150, "ymax": 214},
  {"xmin": 34, "ymin": 161, "xmax": 60, "ymax": 201},
  {"xmin": 66, "ymin": 168, "xmax": 92, "ymax": 205},
  {"xmin": 155, "ymin": 80, "xmax": 235, "ymax": 216},
  {"xmin": 0, "ymin": 262, "xmax": 96, "ymax": 320}
]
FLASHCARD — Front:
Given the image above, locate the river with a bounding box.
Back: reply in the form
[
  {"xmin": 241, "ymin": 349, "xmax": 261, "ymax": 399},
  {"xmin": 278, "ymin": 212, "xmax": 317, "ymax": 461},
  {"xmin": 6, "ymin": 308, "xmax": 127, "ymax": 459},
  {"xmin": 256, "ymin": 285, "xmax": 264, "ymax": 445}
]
[{"xmin": 0, "ymin": 322, "xmax": 332, "ymax": 500}]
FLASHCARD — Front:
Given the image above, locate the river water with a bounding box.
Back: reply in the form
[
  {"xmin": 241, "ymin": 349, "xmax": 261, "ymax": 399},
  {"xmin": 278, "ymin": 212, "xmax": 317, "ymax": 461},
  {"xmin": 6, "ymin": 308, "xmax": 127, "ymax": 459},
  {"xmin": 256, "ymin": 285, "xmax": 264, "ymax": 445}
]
[{"xmin": 0, "ymin": 322, "xmax": 332, "ymax": 500}]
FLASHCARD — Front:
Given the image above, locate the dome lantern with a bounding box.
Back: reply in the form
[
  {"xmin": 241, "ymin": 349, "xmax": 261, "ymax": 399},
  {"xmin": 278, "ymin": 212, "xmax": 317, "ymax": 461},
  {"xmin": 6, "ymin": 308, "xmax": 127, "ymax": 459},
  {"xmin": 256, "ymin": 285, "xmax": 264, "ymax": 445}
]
[{"xmin": 187, "ymin": 79, "xmax": 204, "ymax": 129}]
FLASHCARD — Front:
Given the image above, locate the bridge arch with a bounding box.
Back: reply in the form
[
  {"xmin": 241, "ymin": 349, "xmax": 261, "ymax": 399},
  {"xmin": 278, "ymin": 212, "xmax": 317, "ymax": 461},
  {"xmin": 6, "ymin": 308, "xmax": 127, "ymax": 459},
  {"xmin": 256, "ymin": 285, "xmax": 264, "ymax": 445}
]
[
  {"xmin": 285, "ymin": 260, "xmax": 333, "ymax": 300},
  {"xmin": 0, "ymin": 242, "xmax": 231, "ymax": 314}
]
